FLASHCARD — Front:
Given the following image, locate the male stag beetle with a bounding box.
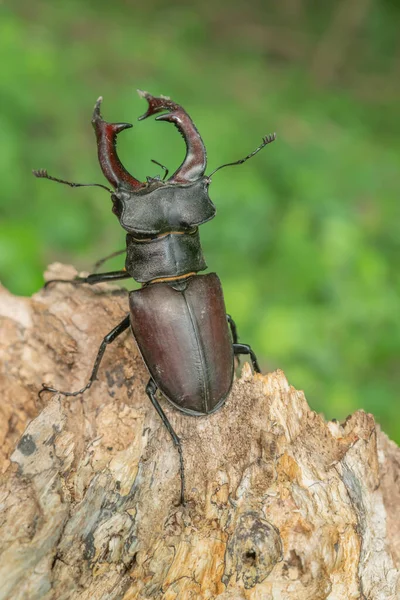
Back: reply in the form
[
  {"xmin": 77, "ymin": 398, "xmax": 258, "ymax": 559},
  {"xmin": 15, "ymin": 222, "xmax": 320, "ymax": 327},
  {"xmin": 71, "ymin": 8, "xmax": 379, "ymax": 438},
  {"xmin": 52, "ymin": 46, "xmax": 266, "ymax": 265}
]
[{"xmin": 34, "ymin": 90, "xmax": 276, "ymax": 504}]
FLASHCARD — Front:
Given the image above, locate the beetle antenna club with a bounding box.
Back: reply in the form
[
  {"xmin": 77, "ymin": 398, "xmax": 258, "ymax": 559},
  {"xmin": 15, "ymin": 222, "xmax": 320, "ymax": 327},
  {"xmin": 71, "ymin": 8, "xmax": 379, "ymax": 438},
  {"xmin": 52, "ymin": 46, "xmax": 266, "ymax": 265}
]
[
  {"xmin": 36, "ymin": 90, "xmax": 273, "ymax": 504},
  {"xmin": 208, "ymin": 132, "xmax": 276, "ymax": 177}
]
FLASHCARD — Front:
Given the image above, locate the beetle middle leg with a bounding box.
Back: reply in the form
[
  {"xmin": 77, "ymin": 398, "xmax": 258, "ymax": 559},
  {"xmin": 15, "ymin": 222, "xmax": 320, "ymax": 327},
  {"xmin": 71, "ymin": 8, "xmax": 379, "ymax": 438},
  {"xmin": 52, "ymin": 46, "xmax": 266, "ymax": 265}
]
[
  {"xmin": 44, "ymin": 270, "xmax": 131, "ymax": 289},
  {"xmin": 39, "ymin": 315, "xmax": 131, "ymax": 398},
  {"xmin": 146, "ymin": 378, "xmax": 185, "ymax": 506},
  {"xmin": 233, "ymin": 343, "xmax": 261, "ymax": 373}
]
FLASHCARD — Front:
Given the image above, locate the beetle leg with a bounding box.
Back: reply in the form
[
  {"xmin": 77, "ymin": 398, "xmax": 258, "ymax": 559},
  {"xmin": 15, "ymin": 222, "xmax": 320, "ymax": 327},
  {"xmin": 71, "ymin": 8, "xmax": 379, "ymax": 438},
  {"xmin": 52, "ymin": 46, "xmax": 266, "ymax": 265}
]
[
  {"xmin": 226, "ymin": 314, "xmax": 239, "ymax": 344},
  {"xmin": 44, "ymin": 270, "xmax": 131, "ymax": 289},
  {"xmin": 146, "ymin": 379, "xmax": 185, "ymax": 506},
  {"xmin": 39, "ymin": 315, "xmax": 131, "ymax": 398},
  {"xmin": 227, "ymin": 314, "xmax": 241, "ymax": 368},
  {"xmin": 233, "ymin": 343, "xmax": 261, "ymax": 374}
]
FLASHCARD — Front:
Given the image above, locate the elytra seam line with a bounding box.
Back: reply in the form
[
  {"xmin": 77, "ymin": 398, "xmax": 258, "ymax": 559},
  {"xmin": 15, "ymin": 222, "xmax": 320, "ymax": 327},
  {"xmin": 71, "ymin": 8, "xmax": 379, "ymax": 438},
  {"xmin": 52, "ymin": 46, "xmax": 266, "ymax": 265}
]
[{"xmin": 183, "ymin": 290, "xmax": 209, "ymax": 413}]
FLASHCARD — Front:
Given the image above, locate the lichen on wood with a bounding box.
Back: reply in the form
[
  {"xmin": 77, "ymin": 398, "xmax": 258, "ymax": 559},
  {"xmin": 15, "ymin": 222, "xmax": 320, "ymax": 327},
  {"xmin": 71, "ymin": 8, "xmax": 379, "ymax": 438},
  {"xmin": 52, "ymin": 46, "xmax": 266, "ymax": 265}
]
[{"xmin": 0, "ymin": 263, "xmax": 399, "ymax": 599}]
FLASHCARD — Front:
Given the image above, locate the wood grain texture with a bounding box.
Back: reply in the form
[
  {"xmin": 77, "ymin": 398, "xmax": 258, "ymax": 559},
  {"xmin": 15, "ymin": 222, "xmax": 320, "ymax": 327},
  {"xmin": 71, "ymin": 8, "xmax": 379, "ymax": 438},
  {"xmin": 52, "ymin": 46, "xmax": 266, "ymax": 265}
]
[{"xmin": 0, "ymin": 263, "xmax": 399, "ymax": 600}]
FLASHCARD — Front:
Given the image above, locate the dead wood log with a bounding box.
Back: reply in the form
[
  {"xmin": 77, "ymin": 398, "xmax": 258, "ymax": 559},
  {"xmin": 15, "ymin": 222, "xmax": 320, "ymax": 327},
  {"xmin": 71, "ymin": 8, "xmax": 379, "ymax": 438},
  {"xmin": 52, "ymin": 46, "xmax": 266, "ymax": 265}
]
[{"xmin": 0, "ymin": 263, "xmax": 399, "ymax": 600}]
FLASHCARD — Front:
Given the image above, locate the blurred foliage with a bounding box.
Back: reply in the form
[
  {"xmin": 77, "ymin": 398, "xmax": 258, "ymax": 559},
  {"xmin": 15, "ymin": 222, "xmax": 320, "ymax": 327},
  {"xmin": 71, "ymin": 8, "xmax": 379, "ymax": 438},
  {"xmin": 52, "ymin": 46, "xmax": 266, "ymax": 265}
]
[{"xmin": 0, "ymin": 0, "xmax": 399, "ymax": 441}]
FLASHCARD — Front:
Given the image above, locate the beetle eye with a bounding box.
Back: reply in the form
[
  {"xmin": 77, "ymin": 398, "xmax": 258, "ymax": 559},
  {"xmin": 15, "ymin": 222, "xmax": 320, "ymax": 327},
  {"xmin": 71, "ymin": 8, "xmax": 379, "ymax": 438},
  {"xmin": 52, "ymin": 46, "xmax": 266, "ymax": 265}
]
[{"xmin": 111, "ymin": 193, "xmax": 123, "ymax": 218}]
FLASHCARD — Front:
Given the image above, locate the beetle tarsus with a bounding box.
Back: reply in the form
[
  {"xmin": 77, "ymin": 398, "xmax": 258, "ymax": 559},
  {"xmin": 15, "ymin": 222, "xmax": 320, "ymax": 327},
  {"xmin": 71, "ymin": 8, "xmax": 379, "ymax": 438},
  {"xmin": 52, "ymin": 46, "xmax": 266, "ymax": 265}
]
[
  {"xmin": 38, "ymin": 381, "xmax": 92, "ymax": 399},
  {"xmin": 146, "ymin": 378, "xmax": 186, "ymax": 505}
]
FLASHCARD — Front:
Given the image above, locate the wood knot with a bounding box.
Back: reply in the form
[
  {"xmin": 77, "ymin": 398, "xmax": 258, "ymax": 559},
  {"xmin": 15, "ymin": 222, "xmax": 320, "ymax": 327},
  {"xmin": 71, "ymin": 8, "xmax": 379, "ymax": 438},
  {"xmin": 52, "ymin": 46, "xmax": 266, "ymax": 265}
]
[{"xmin": 223, "ymin": 511, "xmax": 282, "ymax": 589}]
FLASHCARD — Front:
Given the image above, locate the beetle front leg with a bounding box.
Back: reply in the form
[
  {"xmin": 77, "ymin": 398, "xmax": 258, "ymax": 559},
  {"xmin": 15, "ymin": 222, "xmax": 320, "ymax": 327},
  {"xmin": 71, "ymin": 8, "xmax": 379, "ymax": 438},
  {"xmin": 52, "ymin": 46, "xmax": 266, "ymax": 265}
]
[
  {"xmin": 146, "ymin": 379, "xmax": 185, "ymax": 506},
  {"xmin": 233, "ymin": 343, "xmax": 261, "ymax": 373},
  {"xmin": 44, "ymin": 270, "xmax": 131, "ymax": 289},
  {"xmin": 39, "ymin": 315, "xmax": 131, "ymax": 398}
]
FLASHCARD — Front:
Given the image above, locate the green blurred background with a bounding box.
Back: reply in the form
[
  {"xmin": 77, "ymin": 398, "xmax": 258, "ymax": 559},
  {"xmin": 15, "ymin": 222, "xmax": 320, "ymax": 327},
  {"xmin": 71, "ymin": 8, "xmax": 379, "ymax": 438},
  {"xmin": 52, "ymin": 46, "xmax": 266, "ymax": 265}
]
[{"xmin": 1, "ymin": 1, "xmax": 399, "ymax": 440}]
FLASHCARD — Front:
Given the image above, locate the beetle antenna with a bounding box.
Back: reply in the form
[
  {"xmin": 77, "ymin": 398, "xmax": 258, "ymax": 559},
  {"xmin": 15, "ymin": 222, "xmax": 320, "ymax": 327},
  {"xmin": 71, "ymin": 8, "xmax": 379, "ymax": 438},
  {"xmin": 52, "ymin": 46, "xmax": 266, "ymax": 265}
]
[
  {"xmin": 151, "ymin": 159, "xmax": 169, "ymax": 180},
  {"xmin": 93, "ymin": 248, "xmax": 126, "ymax": 273},
  {"xmin": 33, "ymin": 169, "xmax": 113, "ymax": 193},
  {"xmin": 208, "ymin": 133, "xmax": 276, "ymax": 178}
]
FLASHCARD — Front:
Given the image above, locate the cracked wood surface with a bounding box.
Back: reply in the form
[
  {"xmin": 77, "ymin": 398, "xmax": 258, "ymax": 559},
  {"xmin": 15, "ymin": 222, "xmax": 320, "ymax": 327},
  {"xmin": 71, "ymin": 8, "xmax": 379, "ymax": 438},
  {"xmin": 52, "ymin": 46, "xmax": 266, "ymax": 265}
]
[{"xmin": 0, "ymin": 263, "xmax": 399, "ymax": 599}]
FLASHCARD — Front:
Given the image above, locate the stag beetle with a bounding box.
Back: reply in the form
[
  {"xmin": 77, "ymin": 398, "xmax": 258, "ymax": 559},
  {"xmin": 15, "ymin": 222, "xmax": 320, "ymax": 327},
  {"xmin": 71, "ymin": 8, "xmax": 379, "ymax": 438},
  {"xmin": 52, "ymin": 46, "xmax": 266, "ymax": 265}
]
[{"xmin": 34, "ymin": 90, "xmax": 276, "ymax": 504}]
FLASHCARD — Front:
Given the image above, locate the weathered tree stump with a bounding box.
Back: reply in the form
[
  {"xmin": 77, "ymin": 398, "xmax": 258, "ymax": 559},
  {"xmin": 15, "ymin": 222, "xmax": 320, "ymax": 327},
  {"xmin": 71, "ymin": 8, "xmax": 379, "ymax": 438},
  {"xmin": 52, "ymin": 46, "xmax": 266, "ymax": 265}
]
[{"xmin": 0, "ymin": 263, "xmax": 399, "ymax": 599}]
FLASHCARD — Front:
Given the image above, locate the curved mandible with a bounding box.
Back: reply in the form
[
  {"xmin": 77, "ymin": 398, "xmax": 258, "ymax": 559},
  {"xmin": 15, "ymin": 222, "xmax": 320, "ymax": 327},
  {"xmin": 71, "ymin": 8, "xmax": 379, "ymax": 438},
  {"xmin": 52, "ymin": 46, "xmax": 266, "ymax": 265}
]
[
  {"xmin": 92, "ymin": 97, "xmax": 144, "ymax": 190},
  {"xmin": 137, "ymin": 90, "xmax": 207, "ymax": 184}
]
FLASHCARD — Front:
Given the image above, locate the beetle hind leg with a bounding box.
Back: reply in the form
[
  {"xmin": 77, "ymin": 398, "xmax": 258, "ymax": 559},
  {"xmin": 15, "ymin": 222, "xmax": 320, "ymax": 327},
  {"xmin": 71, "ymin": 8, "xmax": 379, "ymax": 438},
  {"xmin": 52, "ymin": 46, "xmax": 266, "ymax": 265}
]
[
  {"xmin": 146, "ymin": 379, "xmax": 185, "ymax": 505},
  {"xmin": 233, "ymin": 343, "xmax": 261, "ymax": 373}
]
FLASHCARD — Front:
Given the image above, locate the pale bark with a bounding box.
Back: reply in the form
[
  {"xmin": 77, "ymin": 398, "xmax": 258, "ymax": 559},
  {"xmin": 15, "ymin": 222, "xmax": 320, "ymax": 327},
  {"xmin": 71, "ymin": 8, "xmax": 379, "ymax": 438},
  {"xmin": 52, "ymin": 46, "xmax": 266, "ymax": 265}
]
[{"xmin": 0, "ymin": 263, "xmax": 399, "ymax": 600}]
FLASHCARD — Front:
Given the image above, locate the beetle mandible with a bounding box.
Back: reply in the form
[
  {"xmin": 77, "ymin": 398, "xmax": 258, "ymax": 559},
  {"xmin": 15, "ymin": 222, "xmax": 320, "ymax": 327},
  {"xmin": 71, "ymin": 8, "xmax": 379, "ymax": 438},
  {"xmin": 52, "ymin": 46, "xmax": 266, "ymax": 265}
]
[{"xmin": 34, "ymin": 90, "xmax": 276, "ymax": 504}]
